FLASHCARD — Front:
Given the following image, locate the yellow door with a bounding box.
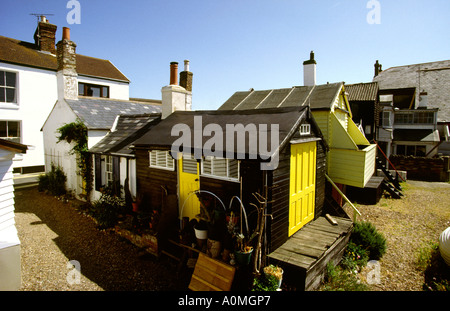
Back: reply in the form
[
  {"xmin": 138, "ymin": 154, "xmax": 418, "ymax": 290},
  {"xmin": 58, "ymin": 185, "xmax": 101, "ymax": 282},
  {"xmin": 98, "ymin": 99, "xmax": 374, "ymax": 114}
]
[
  {"xmin": 179, "ymin": 154, "xmax": 200, "ymax": 220},
  {"xmin": 289, "ymin": 141, "xmax": 316, "ymax": 236}
]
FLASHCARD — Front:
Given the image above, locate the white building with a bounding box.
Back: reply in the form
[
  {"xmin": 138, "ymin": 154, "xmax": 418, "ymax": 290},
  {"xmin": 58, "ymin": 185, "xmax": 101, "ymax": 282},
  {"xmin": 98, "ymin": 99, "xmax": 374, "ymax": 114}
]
[
  {"xmin": 0, "ymin": 138, "xmax": 27, "ymax": 290},
  {"xmin": 0, "ymin": 17, "xmax": 130, "ymax": 174},
  {"xmin": 40, "ymin": 25, "xmax": 161, "ymax": 200}
]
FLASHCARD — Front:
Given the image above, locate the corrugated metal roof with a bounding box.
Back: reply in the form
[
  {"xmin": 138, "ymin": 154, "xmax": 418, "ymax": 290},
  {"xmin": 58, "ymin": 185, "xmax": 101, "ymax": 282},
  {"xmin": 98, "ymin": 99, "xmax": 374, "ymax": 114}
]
[
  {"xmin": 345, "ymin": 82, "xmax": 379, "ymax": 102},
  {"xmin": 218, "ymin": 83, "xmax": 343, "ymax": 111},
  {"xmin": 66, "ymin": 98, "xmax": 161, "ymax": 130}
]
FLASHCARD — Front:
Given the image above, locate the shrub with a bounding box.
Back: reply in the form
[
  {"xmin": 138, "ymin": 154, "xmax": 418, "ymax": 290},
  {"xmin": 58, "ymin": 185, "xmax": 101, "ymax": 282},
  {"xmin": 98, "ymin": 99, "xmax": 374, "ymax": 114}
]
[
  {"xmin": 91, "ymin": 189, "xmax": 125, "ymax": 229},
  {"xmin": 341, "ymin": 241, "xmax": 369, "ymax": 271},
  {"xmin": 252, "ymin": 273, "xmax": 279, "ymax": 291},
  {"xmin": 38, "ymin": 164, "xmax": 67, "ymax": 196},
  {"xmin": 351, "ymin": 221, "xmax": 386, "ymax": 260}
]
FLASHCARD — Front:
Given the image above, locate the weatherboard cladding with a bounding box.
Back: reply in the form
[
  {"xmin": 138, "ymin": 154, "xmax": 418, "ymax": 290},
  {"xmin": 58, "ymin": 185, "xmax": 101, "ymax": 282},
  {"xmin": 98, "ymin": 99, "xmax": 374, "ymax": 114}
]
[{"xmin": 66, "ymin": 98, "xmax": 161, "ymax": 130}]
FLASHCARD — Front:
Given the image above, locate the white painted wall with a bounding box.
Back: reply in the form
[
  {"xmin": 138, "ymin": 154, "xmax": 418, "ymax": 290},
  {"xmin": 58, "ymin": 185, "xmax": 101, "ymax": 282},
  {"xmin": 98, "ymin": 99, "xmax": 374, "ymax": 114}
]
[
  {"xmin": 78, "ymin": 75, "xmax": 129, "ymax": 101},
  {"xmin": 0, "ymin": 148, "xmax": 22, "ymax": 290},
  {"xmin": 0, "ymin": 63, "xmax": 130, "ymax": 173},
  {"xmin": 0, "ymin": 63, "xmax": 58, "ymax": 171}
]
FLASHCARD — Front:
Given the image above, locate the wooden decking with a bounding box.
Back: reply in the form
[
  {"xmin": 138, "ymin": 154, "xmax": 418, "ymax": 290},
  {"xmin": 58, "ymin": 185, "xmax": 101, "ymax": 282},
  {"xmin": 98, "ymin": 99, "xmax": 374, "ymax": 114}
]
[{"xmin": 268, "ymin": 216, "xmax": 353, "ymax": 290}]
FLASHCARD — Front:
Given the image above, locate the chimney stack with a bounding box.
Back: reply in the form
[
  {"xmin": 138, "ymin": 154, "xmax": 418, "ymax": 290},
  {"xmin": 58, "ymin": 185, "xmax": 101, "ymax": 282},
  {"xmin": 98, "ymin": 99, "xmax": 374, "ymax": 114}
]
[
  {"xmin": 303, "ymin": 51, "xmax": 317, "ymax": 86},
  {"xmin": 162, "ymin": 61, "xmax": 192, "ymax": 119},
  {"xmin": 170, "ymin": 62, "xmax": 178, "ymax": 85},
  {"xmin": 374, "ymin": 60, "xmax": 382, "ymax": 77},
  {"xmin": 33, "ymin": 16, "xmax": 57, "ymax": 54},
  {"xmin": 56, "ymin": 27, "xmax": 78, "ymax": 100},
  {"xmin": 179, "ymin": 60, "xmax": 193, "ymax": 92}
]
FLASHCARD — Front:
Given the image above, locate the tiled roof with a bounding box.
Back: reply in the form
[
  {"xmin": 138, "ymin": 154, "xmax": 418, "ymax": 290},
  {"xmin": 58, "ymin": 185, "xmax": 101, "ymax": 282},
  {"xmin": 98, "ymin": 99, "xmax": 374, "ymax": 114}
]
[
  {"xmin": 345, "ymin": 82, "xmax": 379, "ymax": 102},
  {"xmin": 89, "ymin": 114, "xmax": 161, "ymax": 156},
  {"xmin": 218, "ymin": 82, "xmax": 343, "ymax": 111},
  {"xmin": 0, "ymin": 36, "xmax": 129, "ymax": 82},
  {"xmin": 66, "ymin": 98, "xmax": 161, "ymax": 130},
  {"xmin": 373, "ymin": 60, "xmax": 450, "ymax": 122}
]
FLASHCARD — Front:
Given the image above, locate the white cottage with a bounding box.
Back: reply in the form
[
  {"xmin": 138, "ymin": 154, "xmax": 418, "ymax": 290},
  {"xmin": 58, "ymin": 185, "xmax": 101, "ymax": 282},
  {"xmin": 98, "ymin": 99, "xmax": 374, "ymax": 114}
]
[
  {"xmin": 0, "ymin": 16, "xmax": 130, "ymax": 174},
  {"xmin": 41, "ymin": 27, "xmax": 161, "ymax": 200},
  {"xmin": 0, "ymin": 138, "xmax": 27, "ymax": 290}
]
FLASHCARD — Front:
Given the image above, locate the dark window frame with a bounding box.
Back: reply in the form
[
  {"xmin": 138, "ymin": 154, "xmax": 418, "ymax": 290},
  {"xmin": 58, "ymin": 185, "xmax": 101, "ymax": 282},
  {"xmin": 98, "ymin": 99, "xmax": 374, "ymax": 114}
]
[{"xmin": 78, "ymin": 82, "xmax": 109, "ymax": 98}]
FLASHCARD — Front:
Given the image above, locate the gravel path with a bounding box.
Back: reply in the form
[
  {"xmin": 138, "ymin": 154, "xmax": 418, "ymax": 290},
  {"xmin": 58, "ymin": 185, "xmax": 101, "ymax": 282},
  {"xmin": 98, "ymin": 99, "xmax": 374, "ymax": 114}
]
[
  {"xmin": 345, "ymin": 180, "xmax": 450, "ymax": 291},
  {"xmin": 14, "ymin": 186, "xmax": 189, "ymax": 291}
]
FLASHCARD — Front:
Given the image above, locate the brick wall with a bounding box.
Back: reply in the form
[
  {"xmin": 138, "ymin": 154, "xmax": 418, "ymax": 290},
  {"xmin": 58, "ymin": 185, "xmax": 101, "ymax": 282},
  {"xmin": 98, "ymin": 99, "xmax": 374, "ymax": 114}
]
[{"xmin": 389, "ymin": 155, "xmax": 450, "ymax": 182}]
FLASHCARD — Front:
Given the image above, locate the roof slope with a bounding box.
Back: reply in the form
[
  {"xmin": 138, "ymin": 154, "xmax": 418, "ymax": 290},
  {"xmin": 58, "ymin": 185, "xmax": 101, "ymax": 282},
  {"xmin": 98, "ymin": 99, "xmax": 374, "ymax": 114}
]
[
  {"xmin": 345, "ymin": 82, "xmax": 379, "ymax": 102},
  {"xmin": 373, "ymin": 60, "xmax": 450, "ymax": 122},
  {"xmin": 0, "ymin": 36, "xmax": 129, "ymax": 82},
  {"xmin": 66, "ymin": 98, "xmax": 161, "ymax": 130},
  {"xmin": 89, "ymin": 114, "xmax": 161, "ymax": 156},
  {"xmin": 218, "ymin": 82, "xmax": 343, "ymax": 111},
  {"xmin": 133, "ymin": 106, "xmax": 310, "ymax": 160}
]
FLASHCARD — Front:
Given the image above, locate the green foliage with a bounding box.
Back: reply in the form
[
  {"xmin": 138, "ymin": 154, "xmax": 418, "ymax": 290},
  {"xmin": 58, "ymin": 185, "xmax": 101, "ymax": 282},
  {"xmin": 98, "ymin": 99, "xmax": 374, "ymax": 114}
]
[
  {"xmin": 57, "ymin": 119, "xmax": 93, "ymax": 200},
  {"xmin": 38, "ymin": 164, "xmax": 67, "ymax": 196},
  {"xmin": 91, "ymin": 188, "xmax": 126, "ymax": 229},
  {"xmin": 341, "ymin": 241, "xmax": 369, "ymax": 271},
  {"xmin": 351, "ymin": 221, "xmax": 387, "ymax": 260},
  {"xmin": 252, "ymin": 273, "xmax": 279, "ymax": 291},
  {"xmin": 417, "ymin": 241, "xmax": 450, "ymax": 291},
  {"xmin": 321, "ymin": 262, "xmax": 368, "ymax": 291}
]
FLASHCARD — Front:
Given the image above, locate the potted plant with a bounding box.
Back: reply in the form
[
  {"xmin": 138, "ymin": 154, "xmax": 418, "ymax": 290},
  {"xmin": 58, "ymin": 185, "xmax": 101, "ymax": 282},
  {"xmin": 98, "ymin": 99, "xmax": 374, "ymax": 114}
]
[
  {"xmin": 234, "ymin": 233, "xmax": 254, "ymax": 266},
  {"xmin": 263, "ymin": 264, "xmax": 284, "ymax": 289}
]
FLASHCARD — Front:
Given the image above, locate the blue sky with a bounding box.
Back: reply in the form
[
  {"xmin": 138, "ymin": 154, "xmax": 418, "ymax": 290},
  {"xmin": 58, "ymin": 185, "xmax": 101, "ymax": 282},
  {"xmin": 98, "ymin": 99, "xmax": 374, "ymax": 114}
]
[{"xmin": 1, "ymin": 0, "xmax": 449, "ymax": 110}]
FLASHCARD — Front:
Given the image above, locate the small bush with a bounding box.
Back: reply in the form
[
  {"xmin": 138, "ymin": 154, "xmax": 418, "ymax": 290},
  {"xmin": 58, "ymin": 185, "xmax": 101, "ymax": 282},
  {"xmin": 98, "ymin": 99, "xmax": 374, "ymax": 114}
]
[
  {"xmin": 252, "ymin": 273, "xmax": 279, "ymax": 291},
  {"xmin": 38, "ymin": 164, "xmax": 67, "ymax": 196},
  {"xmin": 341, "ymin": 241, "xmax": 369, "ymax": 271},
  {"xmin": 91, "ymin": 188, "xmax": 125, "ymax": 229},
  {"xmin": 351, "ymin": 221, "xmax": 387, "ymax": 260},
  {"xmin": 321, "ymin": 262, "xmax": 368, "ymax": 291}
]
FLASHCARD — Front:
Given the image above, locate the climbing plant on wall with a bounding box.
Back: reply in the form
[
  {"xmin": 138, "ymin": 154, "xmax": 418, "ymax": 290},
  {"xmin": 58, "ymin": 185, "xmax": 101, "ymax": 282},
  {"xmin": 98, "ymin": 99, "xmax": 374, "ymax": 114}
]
[{"xmin": 57, "ymin": 119, "xmax": 93, "ymax": 201}]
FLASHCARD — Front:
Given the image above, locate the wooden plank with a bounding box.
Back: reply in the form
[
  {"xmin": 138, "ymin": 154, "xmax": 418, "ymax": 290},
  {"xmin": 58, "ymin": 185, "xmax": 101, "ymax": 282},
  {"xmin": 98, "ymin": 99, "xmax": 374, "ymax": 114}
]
[
  {"xmin": 268, "ymin": 248, "xmax": 316, "ymax": 269},
  {"xmin": 188, "ymin": 253, "xmax": 236, "ymax": 291},
  {"xmin": 306, "ymin": 222, "xmax": 349, "ymax": 235},
  {"xmin": 280, "ymin": 245, "xmax": 324, "ymax": 259},
  {"xmin": 291, "ymin": 231, "xmax": 337, "ymax": 245},
  {"xmin": 302, "ymin": 227, "xmax": 339, "ymax": 239}
]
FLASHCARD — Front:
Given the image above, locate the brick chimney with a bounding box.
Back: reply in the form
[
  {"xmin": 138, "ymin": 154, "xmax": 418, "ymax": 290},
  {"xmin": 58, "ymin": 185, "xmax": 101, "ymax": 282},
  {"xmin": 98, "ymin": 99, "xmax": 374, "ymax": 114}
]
[
  {"xmin": 33, "ymin": 16, "xmax": 57, "ymax": 54},
  {"xmin": 303, "ymin": 51, "xmax": 316, "ymax": 86},
  {"xmin": 179, "ymin": 60, "xmax": 193, "ymax": 92},
  {"xmin": 56, "ymin": 27, "xmax": 78, "ymax": 100},
  {"xmin": 162, "ymin": 61, "xmax": 192, "ymax": 119}
]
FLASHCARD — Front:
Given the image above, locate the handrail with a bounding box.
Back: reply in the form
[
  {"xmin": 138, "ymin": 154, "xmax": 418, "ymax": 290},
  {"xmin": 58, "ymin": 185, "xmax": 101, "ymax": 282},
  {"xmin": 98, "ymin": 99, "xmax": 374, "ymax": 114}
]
[
  {"xmin": 325, "ymin": 174, "xmax": 361, "ymax": 222},
  {"xmin": 372, "ymin": 139, "xmax": 406, "ymax": 182}
]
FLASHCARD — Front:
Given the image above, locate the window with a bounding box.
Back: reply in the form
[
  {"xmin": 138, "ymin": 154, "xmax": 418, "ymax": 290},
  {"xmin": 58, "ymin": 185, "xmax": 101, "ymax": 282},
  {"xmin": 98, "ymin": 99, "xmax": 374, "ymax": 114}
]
[
  {"xmin": 382, "ymin": 111, "xmax": 392, "ymax": 128},
  {"xmin": 300, "ymin": 124, "xmax": 311, "ymax": 136},
  {"xmin": 0, "ymin": 71, "xmax": 17, "ymax": 103},
  {"xmin": 201, "ymin": 157, "xmax": 239, "ymax": 181},
  {"xmin": 78, "ymin": 82, "xmax": 109, "ymax": 98},
  {"xmin": 396, "ymin": 144, "xmax": 426, "ymax": 157},
  {"xmin": 149, "ymin": 150, "xmax": 175, "ymax": 170},
  {"xmin": 394, "ymin": 111, "xmax": 435, "ymax": 125},
  {"xmin": 0, "ymin": 120, "xmax": 21, "ymax": 143},
  {"xmin": 105, "ymin": 155, "xmax": 113, "ymax": 186}
]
